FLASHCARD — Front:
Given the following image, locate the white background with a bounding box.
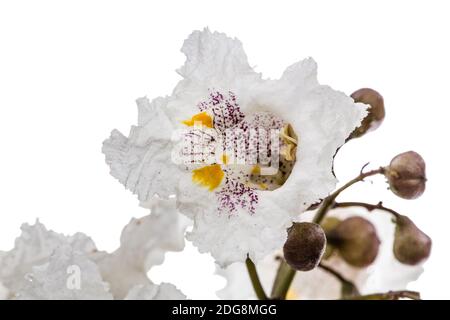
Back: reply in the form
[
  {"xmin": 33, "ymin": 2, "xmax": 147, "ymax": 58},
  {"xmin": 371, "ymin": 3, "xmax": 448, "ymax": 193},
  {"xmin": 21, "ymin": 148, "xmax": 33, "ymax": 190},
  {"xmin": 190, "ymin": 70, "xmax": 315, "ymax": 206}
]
[{"xmin": 1, "ymin": 0, "xmax": 449, "ymax": 299}]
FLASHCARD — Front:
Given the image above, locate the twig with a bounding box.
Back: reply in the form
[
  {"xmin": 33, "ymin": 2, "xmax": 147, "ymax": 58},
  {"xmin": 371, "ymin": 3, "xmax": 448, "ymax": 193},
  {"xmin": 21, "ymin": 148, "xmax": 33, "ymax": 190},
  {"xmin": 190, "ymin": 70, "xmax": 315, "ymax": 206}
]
[
  {"xmin": 313, "ymin": 166, "xmax": 385, "ymax": 224},
  {"xmin": 344, "ymin": 290, "xmax": 421, "ymax": 300},
  {"xmin": 332, "ymin": 201, "xmax": 400, "ymax": 219},
  {"xmin": 319, "ymin": 263, "xmax": 356, "ymax": 287},
  {"xmin": 319, "ymin": 263, "xmax": 360, "ymax": 298},
  {"xmin": 246, "ymin": 257, "xmax": 268, "ymax": 300}
]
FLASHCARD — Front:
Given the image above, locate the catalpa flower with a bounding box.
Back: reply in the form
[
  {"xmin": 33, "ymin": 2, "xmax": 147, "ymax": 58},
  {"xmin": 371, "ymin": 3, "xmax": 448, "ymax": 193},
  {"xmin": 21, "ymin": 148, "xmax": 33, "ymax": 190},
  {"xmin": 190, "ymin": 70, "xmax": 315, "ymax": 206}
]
[
  {"xmin": 103, "ymin": 28, "xmax": 367, "ymax": 266},
  {"xmin": 217, "ymin": 210, "xmax": 425, "ymax": 300},
  {"xmin": 0, "ymin": 198, "xmax": 188, "ymax": 300}
]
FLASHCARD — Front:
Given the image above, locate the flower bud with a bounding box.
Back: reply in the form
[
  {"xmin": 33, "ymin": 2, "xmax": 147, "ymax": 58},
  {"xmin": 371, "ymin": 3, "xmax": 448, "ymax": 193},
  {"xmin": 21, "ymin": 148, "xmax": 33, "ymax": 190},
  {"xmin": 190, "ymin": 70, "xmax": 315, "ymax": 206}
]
[
  {"xmin": 327, "ymin": 217, "xmax": 380, "ymax": 268},
  {"xmin": 350, "ymin": 88, "xmax": 385, "ymax": 139},
  {"xmin": 393, "ymin": 215, "xmax": 431, "ymax": 265},
  {"xmin": 283, "ymin": 222, "xmax": 326, "ymax": 271},
  {"xmin": 385, "ymin": 151, "xmax": 426, "ymax": 199}
]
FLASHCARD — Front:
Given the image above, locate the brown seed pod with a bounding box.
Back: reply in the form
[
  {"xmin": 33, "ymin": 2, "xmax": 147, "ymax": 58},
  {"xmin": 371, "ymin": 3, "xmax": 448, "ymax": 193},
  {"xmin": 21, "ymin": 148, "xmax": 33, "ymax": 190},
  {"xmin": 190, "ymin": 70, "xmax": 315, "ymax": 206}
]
[
  {"xmin": 328, "ymin": 216, "xmax": 380, "ymax": 268},
  {"xmin": 393, "ymin": 215, "xmax": 432, "ymax": 265},
  {"xmin": 386, "ymin": 151, "xmax": 426, "ymax": 199},
  {"xmin": 283, "ymin": 222, "xmax": 326, "ymax": 271},
  {"xmin": 350, "ymin": 88, "xmax": 385, "ymax": 139}
]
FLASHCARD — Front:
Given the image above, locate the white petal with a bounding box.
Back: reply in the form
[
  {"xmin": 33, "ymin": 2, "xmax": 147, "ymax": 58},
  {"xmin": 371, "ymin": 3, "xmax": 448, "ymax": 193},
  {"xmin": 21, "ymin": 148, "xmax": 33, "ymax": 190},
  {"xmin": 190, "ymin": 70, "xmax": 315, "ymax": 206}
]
[
  {"xmin": 1, "ymin": 210, "xmax": 189, "ymax": 300},
  {"xmin": 125, "ymin": 283, "xmax": 186, "ymax": 300},
  {"xmin": 0, "ymin": 220, "xmax": 95, "ymax": 295},
  {"xmin": 102, "ymin": 97, "xmax": 181, "ymax": 201},
  {"xmin": 216, "ymin": 260, "xmax": 267, "ymax": 300},
  {"xmin": 93, "ymin": 197, "xmax": 190, "ymax": 299},
  {"xmin": 177, "ymin": 28, "xmax": 258, "ymax": 89},
  {"xmin": 183, "ymin": 198, "xmax": 292, "ymax": 266},
  {"xmin": 15, "ymin": 245, "xmax": 112, "ymax": 300},
  {"xmin": 0, "ymin": 282, "xmax": 9, "ymax": 300}
]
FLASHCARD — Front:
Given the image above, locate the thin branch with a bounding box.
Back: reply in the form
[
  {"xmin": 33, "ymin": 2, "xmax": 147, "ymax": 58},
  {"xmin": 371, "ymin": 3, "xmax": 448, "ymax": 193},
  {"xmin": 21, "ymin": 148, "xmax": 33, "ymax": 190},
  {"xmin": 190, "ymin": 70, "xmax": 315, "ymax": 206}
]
[
  {"xmin": 332, "ymin": 201, "xmax": 400, "ymax": 219},
  {"xmin": 319, "ymin": 263, "xmax": 354, "ymax": 286},
  {"xmin": 313, "ymin": 166, "xmax": 385, "ymax": 224},
  {"xmin": 245, "ymin": 257, "xmax": 268, "ymax": 300},
  {"xmin": 344, "ymin": 290, "xmax": 421, "ymax": 300},
  {"xmin": 319, "ymin": 263, "xmax": 360, "ymax": 298},
  {"xmin": 270, "ymin": 260, "xmax": 296, "ymax": 300}
]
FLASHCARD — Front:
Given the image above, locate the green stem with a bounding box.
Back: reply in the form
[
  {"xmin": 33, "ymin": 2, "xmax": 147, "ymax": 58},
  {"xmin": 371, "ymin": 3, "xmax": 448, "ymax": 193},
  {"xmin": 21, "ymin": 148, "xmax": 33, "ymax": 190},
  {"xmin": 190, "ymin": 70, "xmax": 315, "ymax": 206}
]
[
  {"xmin": 313, "ymin": 166, "xmax": 385, "ymax": 224},
  {"xmin": 245, "ymin": 257, "xmax": 268, "ymax": 300},
  {"xmin": 344, "ymin": 290, "xmax": 420, "ymax": 300},
  {"xmin": 270, "ymin": 260, "xmax": 296, "ymax": 299}
]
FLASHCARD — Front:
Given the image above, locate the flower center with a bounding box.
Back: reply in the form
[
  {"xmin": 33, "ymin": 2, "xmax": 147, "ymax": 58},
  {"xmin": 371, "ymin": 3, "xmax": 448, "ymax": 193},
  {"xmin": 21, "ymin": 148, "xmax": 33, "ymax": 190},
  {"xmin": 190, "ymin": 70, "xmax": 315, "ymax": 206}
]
[
  {"xmin": 178, "ymin": 90, "xmax": 299, "ymax": 215},
  {"xmin": 243, "ymin": 122, "xmax": 298, "ymax": 191}
]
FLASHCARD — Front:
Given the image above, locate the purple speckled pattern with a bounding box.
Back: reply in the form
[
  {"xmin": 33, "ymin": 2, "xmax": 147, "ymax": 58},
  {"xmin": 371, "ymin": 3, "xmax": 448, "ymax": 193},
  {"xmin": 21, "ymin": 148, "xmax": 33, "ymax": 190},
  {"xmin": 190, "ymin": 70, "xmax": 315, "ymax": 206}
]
[
  {"xmin": 198, "ymin": 91, "xmax": 245, "ymax": 132},
  {"xmin": 195, "ymin": 90, "xmax": 286, "ymax": 216},
  {"xmin": 216, "ymin": 176, "xmax": 259, "ymax": 215}
]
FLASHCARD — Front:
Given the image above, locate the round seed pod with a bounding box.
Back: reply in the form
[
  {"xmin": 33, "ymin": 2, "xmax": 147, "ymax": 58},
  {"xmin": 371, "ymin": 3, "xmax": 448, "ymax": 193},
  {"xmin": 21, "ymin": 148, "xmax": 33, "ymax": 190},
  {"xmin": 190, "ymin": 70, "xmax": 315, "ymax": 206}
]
[
  {"xmin": 385, "ymin": 151, "xmax": 426, "ymax": 199},
  {"xmin": 328, "ymin": 216, "xmax": 380, "ymax": 268},
  {"xmin": 350, "ymin": 88, "xmax": 385, "ymax": 139},
  {"xmin": 283, "ymin": 222, "xmax": 326, "ymax": 271}
]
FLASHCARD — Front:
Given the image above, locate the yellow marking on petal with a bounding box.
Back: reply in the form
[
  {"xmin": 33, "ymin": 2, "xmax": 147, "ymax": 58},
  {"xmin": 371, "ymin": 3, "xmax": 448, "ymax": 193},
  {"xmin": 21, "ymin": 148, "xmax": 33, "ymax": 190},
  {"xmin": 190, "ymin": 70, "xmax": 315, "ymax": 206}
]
[
  {"xmin": 286, "ymin": 289, "xmax": 299, "ymax": 300},
  {"xmin": 192, "ymin": 164, "xmax": 224, "ymax": 191},
  {"xmin": 221, "ymin": 154, "xmax": 229, "ymax": 165},
  {"xmin": 182, "ymin": 112, "xmax": 213, "ymax": 128},
  {"xmin": 258, "ymin": 183, "xmax": 268, "ymax": 190},
  {"xmin": 251, "ymin": 165, "xmax": 261, "ymax": 175}
]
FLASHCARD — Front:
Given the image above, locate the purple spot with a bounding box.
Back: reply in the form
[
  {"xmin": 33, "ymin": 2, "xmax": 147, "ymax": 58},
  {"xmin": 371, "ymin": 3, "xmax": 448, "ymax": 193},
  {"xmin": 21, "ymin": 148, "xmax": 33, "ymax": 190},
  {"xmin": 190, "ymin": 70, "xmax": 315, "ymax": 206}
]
[
  {"xmin": 216, "ymin": 177, "xmax": 259, "ymax": 215},
  {"xmin": 198, "ymin": 90, "xmax": 245, "ymax": 132}
]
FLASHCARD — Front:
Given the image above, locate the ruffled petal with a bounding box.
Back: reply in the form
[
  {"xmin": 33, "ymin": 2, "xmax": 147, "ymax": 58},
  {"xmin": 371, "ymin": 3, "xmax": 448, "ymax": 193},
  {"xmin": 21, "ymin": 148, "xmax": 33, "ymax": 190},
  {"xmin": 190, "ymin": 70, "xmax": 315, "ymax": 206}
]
[
  {"xmin": 0, "ymin": 221, "xmax": 96, "ymax": 296},
  {"xmin": 94, "ymin": 197, "xmax": 190, "ymax": 298},
  {"xmin": 102, "ymin": 97, "xmax": 182, "ymax": 201},
  {"xmin": 15, "ymin": 245, "xmax": 113, "ymax": 300},
  {"xmin": 0, "ymin": 201, "xmax": 189, "ymax": 300},
  {"xmin": 183, "ymin": 196, "xmax": 292, "ymax": 266},
  {"xmin": 177, "ymin": 28, "xmax": 258, "ymax": 88},
  {"xmin": 169, "ymin": 29, "xmax": 262, "ymax": 122}
]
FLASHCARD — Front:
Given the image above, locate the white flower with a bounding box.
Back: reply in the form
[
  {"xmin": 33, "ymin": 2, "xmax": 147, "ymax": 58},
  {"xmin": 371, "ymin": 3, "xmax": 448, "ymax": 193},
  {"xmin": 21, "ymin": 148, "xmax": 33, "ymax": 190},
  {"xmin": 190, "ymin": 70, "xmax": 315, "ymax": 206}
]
[
  {"xmin": 0, "ymin": 198, "xmax": 188, "ymax": 300},
  {"xmin": 103, "ymin": 28, "xmax": 367, "ymax": 266},
  {"xmin": 92, "ymin": 197, "xmax": 191, "ymax": 298},
  {"xmin": 218, "ymin": 210, "xmax": 425, "ymax": 300}
]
